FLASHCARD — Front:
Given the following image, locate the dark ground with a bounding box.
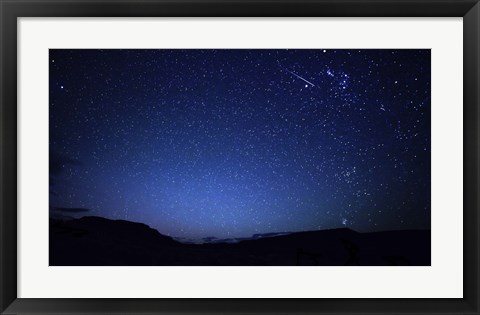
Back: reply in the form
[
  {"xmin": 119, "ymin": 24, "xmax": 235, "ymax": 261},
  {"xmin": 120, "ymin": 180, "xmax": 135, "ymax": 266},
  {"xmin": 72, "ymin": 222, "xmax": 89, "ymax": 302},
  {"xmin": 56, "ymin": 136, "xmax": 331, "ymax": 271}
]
[{"xmin": 49, "ymin": 216, "xmax": 430, "ymax": 266}]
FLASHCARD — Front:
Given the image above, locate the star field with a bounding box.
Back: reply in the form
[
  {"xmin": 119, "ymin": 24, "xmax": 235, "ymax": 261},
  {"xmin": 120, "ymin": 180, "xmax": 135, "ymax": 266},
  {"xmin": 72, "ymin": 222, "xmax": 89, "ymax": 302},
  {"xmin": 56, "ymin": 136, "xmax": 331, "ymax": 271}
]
[{"xmin": 49, "ymin": 49, "xmax": 430, "ymax": 239}]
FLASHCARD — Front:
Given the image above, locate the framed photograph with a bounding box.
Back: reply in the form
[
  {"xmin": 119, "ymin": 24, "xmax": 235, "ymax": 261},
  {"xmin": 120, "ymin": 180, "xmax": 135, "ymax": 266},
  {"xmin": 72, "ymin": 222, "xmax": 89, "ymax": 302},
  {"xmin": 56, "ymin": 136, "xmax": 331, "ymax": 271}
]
[{"xmin": 1, "ymin": 0, "xmax": 479, "ymax": 314}]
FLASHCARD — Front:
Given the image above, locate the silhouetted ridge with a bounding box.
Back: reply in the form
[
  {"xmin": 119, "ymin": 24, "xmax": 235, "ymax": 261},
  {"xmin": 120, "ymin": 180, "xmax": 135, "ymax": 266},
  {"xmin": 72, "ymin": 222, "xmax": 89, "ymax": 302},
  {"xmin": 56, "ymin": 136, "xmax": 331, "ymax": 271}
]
[
  {"xmin": 50, "ymin": 216, "xmax": 181, "ymax": 265},
  {"xmin": 50, "ymin": 216, "xmax": 430, "ymax": 266},
  {"xmin": 53, "ymin": 215, "xmax": 177, "ymax": 244}
]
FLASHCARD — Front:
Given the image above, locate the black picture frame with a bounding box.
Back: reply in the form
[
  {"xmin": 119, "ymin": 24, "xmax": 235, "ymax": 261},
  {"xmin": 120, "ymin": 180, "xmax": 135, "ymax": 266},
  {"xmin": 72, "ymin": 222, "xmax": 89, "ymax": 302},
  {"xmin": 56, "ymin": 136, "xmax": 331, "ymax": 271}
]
[{"xmin": 1, "ymin": 0, "xmax": 479, "ymax": 314}]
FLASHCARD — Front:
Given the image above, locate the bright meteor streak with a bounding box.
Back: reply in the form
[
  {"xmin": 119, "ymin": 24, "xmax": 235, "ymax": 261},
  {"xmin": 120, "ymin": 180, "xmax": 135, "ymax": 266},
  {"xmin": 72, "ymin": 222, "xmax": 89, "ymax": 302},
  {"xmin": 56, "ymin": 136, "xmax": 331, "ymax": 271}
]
[{"xmin": 284, "ymin": 68, "xmax": 316, "ymax": 87}]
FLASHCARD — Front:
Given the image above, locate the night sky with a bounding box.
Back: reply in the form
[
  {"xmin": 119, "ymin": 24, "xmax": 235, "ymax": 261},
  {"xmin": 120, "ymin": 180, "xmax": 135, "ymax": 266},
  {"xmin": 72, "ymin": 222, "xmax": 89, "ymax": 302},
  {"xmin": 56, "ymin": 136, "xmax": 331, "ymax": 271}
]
[{"xmin": 49, "ymin": 49, "xmax": 430, "ymax": 240}]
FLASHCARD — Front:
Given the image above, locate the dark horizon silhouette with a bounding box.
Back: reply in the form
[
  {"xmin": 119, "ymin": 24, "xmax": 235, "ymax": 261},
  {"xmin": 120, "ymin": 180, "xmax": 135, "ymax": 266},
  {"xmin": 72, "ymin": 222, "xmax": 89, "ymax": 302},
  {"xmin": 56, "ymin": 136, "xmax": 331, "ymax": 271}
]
[
  {"xmin": 49, "ymin": 211, "xmax": 428, "ymax": 244},
  {"xmin": 49, "ymin": 215, "xmax": 431, "ymax": 266}
]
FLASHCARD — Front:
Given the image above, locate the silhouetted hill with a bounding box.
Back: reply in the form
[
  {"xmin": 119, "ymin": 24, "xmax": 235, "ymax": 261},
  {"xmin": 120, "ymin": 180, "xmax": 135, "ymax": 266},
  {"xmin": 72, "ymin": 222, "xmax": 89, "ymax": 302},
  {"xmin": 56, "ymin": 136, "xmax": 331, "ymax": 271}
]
[
  {"xmin": 50, "ymin": 216, "xmax": 180, "ymax": 265},
  {"xmin": 50, "ymin": 216, "xmax": 430, "ymax": 266}
]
